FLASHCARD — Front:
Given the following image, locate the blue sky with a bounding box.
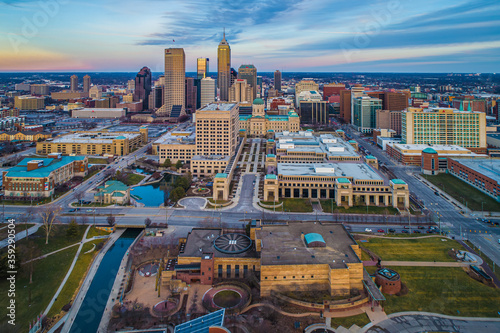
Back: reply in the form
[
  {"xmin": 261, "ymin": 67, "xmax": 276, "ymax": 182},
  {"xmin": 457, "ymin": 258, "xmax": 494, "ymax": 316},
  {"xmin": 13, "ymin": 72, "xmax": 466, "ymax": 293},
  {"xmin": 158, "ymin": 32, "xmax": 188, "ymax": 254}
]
[{"xmin": 0, "ymin": 0, "xmax": 499, "ymax": 72}]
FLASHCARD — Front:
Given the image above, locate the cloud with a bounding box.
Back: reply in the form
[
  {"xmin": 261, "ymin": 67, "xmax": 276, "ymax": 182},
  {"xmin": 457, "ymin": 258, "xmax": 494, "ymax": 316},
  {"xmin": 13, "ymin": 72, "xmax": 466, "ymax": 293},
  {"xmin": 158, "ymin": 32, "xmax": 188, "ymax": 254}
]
[{"xmin": 0, "ymin": 47, "xmax": 89, "ymax": 71}]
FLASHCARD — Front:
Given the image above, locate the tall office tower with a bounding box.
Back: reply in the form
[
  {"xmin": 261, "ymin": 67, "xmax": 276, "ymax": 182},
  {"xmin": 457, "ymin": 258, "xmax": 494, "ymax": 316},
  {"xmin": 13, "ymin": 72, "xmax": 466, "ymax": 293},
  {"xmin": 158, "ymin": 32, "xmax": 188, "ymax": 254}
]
[
  {"xmin": 352, "ymin": 96, "xmax": 382, "ymax": 133},
  {"xmin": 217, "ymin": 31, "xmax": 231, "ymax": 101},
  {"xmin": 197, "ymin": 58, "xmax": 209, "ymax": 79},
  {"xmin": 257, "ymin": 76, "xmax": 263, "ymax": 97},
  {"xmin": 185, "ymin": 77, "xmax": 197, "ymax": 114},
  {"xmin": 339, "ymin": 90, "xmax": 352, "ymax": 123},
  {"xmin": 30, "ymin": 84, "xmax": 50, "ymax": 95},
  {"xmin": 295, "ymin": 80, "xmax": 319, "ymax": 105},
  {"xmin": 164, "ymin": 48, "xmax": 186, "ymax": 118},
  {"xmin": 402, "ymin": 107, "xmax": 487, "ymax": 153},
  {"xmin": 274, "ymin": 70, "xmax": 282, "ymax": 92},
  {"xmin": 70, "ymin": 75, "xmax": 78, "ymax": 92},
  {"xmin": 367, "ymin": 91, "xmax": 410, "ymax": 111},
  {"xmin": 230, "ymin": 68, "xmax": 237, "ymax": 87},
  {"xmin": 238, "ymin": 65, "xmax": 257, "ymax": 100},
  {"xmin": 229, "ymin": 79, "xmax": 254, "ymax": 103},
  {"xmin": 376, "ymin": 110, "xmax": 402, "ymax": 135},
  {"xmin": 200, "ymin": 77, "xmax": 216, "ymax": 107},
  {"xmin": 133, "ymin": 66, "xmax": 152, "ymax": 110},
  {"xmin": 149, "ymin": 85, "xmax": 164, "ymax": 109},
  {"xmin": 83, "ymin": 75, "xmax": 91, "ymax": 93},
  {"xmin": 127, "ymin": 79, "xmax": 136, "ymax": 91},
  {"xmin": 195, "ymin": 102, "xmax": 239, "ymax": 156},
  {"xmin": 350, "ymin": 85, "xmax": 366, "ymax": 125}
]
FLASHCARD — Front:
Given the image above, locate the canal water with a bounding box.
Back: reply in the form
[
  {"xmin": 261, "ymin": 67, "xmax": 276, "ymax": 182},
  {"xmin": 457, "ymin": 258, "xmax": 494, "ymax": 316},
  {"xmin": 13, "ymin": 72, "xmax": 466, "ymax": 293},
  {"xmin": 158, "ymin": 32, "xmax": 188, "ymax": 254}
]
[
  {"xmin": 69, "ymin": 228, "xmax": 141, "ymax": 333},
  {"xmin": 131, "ymin": 174, "xmax": 176, "ymax": 207}
]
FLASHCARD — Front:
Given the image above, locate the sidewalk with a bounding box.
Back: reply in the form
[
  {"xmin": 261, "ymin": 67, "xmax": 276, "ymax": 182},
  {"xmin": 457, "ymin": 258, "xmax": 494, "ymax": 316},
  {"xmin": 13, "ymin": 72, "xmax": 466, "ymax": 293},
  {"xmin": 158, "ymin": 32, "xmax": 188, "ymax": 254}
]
[
  {"xmin": 0, "ymin": 223, "xmax": 41, "ymax": 249},
  {"xmin": 381, "ymin": 261, "xmax": 470, "ymax": 267}
]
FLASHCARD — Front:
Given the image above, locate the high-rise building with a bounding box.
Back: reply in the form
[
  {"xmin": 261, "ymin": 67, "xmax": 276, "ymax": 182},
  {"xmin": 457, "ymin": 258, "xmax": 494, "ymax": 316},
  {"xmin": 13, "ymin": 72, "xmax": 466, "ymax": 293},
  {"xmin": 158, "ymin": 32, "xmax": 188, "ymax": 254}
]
[
  {"xmin": 350, "ymin": 86, "xmax": 366, "ymax": 125},
  {"xmin": 30, "ymin": 84, "xmax": 50, "ymax": 95},
  {"xmin": 149, "ymin": 86, "xmax": 164, "ymax": 110},
  {"xmin": 127, "ymin": 79, "xmax": 136, "ymax": 91},
  {"xmin": 367, "ymin": 91, "xmax": 410, "ymax": 111},
  {"xmin": 238, "ymin": 65, "xmax": 257, "ymax": 100},
  {"xmin": 295, "ymin": 80, "xmax": 319, "ymax": 105},
  {"xmin": 197, "ymin": 58, "xmax": 209, "ymax": 79},
  {"xmin": 185, "ymin": 77, "xmax": 197, "ymax": 114},
  {"xmin": 229, "ymin": 79, "xmax": 253, "ymax": 104},
  {"xmin": 323, "ymin": 83, "xmax": 345, "ymax": 101},
  {"xmin": 339, "ymin": 90, "xmax": 352, "ymax": 123},
  {"xmin": 133, "ymin": 66, "xmax": 152, "ymax": 110},
  {"xmin": 402, "ymin": 107, "xmax": 487, "ymax": 153},
  {"xmin": 70, "ymin": 75, "xmax": 78, "ymax": 92},
  {"xmin": 200, "ymin": 77, "xmax": 216, "ymax": 107},
  {"xmin": 352, "ymin": 96, "xmax": 382, "ymax": 133},
  {"xmin": 376, "ymin": 110, "xmax": 402, "ymax": 135},
  {"xmin": 164, "ymin": 48, "xmax": 186, "ymax": 118},
  {"xmin": 217, "ymin": 31, "xmax": 231, "ymax": 101},
  {"xmin": 83, "ymin": 75, "xmax": 91, "ymax": 93},
  {"xmin": 274, "ymin": 70, "xmax": 282, "ymax": 92}
]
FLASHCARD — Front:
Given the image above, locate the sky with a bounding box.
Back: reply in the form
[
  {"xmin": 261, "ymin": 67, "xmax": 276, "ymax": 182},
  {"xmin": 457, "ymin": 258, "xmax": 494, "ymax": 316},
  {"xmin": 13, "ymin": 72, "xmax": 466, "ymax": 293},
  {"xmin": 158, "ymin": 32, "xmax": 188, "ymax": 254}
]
[{"xmin": 0, "ymin": 0, "xmax": 499, "ymax": 72}]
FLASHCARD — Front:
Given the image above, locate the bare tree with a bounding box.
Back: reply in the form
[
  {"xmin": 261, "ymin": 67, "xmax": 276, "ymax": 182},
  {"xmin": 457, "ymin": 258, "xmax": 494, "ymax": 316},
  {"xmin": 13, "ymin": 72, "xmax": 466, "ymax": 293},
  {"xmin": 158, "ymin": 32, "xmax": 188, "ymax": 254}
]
[
  {"xmin": 144, "ymin": 217, "xmax": 152, "ymax": 228},
  {"xmin": 75, "ymin": 190, "xmax": 85, "ymax": 208},
  {"xmin": 38, "ymin": 205, "xmax": 61, "ymax": 244},
  {"xmin": 107, "ymin": 214, "xmax": 116, "ymax": 227}
]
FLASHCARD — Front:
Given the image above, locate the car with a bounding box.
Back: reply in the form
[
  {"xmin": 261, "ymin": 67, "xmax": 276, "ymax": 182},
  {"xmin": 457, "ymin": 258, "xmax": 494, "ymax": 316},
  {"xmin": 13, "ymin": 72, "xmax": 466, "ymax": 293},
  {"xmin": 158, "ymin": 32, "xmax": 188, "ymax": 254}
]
[
  {"xmin": 404, "ymin": 225, "xmax": 410, "ymax": 229},
  {"xmin": 413, "ymin": 230, "xmax": 421, "ymax": 233},
  {"xmin": 69, "ymin": 209, "xmax": 76, "ymax": 212},
  {"xmin": 434, "ymin": 191, "xmax": 439, "ymax": 196},
  {"xmin": 426, "ymin": 230, "xmax": 433, "ymax": 233},
  {"xmin": 388, "ymin": 228, "xmax": 396, "ymax": 233},
  {"xmin": 402, "ymin": 230, "xmax": 409, "ymax": 233},
  {"xmin": 344, "ymin": 226, "xmax": 352, "ymax": 231},
  {"xmin": 86, "ymin": 209, "xmax": 93, "ymax": 212},
  {"xmin": 377, "ymin": 229, "xmax": 384, "ymax": 233},
  {"xmin": 364, "ymin": 228, "xmax": 372, "ymax": 232},
  {"xmin": 418, "ymin": 226, "xmax": 425, "ymax": 229}
]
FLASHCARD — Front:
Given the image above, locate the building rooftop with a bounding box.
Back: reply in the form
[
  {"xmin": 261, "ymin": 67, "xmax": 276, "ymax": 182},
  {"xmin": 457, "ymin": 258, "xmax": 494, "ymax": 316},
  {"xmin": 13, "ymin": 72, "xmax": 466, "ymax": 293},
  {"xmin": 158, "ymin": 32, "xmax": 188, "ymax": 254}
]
[
  {"xmin": 275, "ymin": 132, "xmax": 360, "ymax": 158},
  {"xmin": 256, "ymin": 223, "xmax": 361, "ymax": 268},
  {"xmin": 422, "ymin": 147, "xmax": 437, "ymax": 154},
  {"xmin": 192, "ymin": 155, "xmax": 230, "ymax": 161},
  {"xmin": 198, "ymin": 102, "xmax": 237, "ymax": 112},
  {"xmin": 50, "ymin": 131, "xmax": 141, "ymax": 144},
  {"xmin": 4, "ymin": 156, "xmax": 85, "ymax": 178},
  {"xmin": 451, "ymin": 158, "xmax": 500, "ymax": 184},
  {"xmin": 153, "ymin": 125, "xmax": 196, "ymax": 146},
  {"xmin": 277, "ymin": 162, "xmax": 383, "ymax": 182}
]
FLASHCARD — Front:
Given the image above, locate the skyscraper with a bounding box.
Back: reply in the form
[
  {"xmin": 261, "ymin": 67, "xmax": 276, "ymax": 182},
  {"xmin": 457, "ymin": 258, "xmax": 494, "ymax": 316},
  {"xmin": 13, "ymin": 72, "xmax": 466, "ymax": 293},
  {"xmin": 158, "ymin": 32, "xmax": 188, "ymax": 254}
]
[
  {"xmin": 197, "ymin": 58, "xmax": 209, "ymax": 79},
  {"xmin": 133, "ymin": 66, "xmax": 152, "ymax": 110},
  {"xmin": 229, "ymin": 79, "xmax": 253, "ymax": 103},
  {"xmin": 83, "ymin": 75, "xmax": 91, "ymax": 93},
  {"xmin": 274, "ymin": 70, "xmax": 282, "ymax": 92},
  {"xmin": 185, "ymin": 77, "xmax": 197, "ymax": 114},
  {"xmin": 200, "ymin": 77, "xmax": 216, "ymax": 107},
  {"xmin": 70, "ymin": 75, "xmax": 78, "ymax": 92},
  {"xmin": 164, "ymin": 48, "xmax": 186, "ymax": 117},
  {"xmin": 238, "ymin": 65, "xmax": 257, "ymax": 100},
  {"xmin": 217, "ymin": 31, "xmax": 231, "ymax": 101}
]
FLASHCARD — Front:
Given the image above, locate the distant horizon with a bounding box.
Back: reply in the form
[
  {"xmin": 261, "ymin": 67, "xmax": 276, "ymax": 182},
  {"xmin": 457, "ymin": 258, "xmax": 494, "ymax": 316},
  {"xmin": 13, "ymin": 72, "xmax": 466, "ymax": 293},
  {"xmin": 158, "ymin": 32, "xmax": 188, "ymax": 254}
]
[{"xmin": 0, "ymin": 71, "xmax": 497, "ymax": 75}]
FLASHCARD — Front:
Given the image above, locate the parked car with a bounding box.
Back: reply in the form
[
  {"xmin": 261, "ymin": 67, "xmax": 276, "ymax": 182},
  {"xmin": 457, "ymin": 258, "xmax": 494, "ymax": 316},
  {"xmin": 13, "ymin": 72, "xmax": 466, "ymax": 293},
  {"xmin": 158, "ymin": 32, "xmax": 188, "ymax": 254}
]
[
  {"xmin": 434, "ymin": 191, "xmax": 439, "ymax": 196},
  {"xmin": 404, "ymin": 225, "xmax": 410, "ymax": 229},
  {"xmin": 413, "ymin": 230, "xmax": 421, "ymax": 233},
  {"xmin": 402, "ymin": 230, "xmax": 409, "ymax": 233},
  {"xmin": 377, "ymin": 229, "xmax": 384, "ymax": 233},
  {"xmin": 418, "ymin": 226, "xmax": 425, "ymax": 229},
  {"xmin": 69, "ymin": 209, "xmax": 76, "ymax": 212},
  {"xmin": 388, "ymin": 228, "xmax": 396, "ymax": 233},
  {"xmin": 364, "ymin": 228, "xmax": 372, "ymax": 232},
  {"xmin": 86, "ymin": 209, "xmax": 93, "ymax": 213}
]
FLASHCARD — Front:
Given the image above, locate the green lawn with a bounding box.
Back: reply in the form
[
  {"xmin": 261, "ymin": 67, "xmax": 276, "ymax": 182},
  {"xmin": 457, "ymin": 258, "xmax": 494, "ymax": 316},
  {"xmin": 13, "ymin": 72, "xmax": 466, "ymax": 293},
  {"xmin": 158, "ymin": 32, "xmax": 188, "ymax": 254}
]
[
  {"xmin": 320, "ymin": 200, "xmax": 399, "ymax": 215},
  {"xmin": 331, "ymin": 313, "xmax": 371, "ymax": 329},
  {"xmin": 86, "ymin": 226, "xmax": 111, "ymax": 239},
  {"xmin": 360, "ymin": 236, "xmax": 464, "ymax": 262},
  {"xmin": 0, "ymin": 223, "xmax": 35, "ymax": 240},
  {"xmin": 48, "ymin": 239, "xmax": 105, "ymax": 318},
  {"xmin": 423, "ymin": 173, "xmax": 500, "ymax": 212},
  {"xmin": 88, "ymin": 157, "xmax": 109, "ymax": 164},
  {"xmin": 124, "ymin": 173, "xmax": 145, "ymax": 186},
  {"xmin": 384, "ymin": 266, "xmax": 500, "ymax": 317},
  {"xmin": 260, "ymin": 199, "xmax": 313, "ymax": 213},
  {"xmin": 83, "ymin": 167, "xmax": 102, "ymax": 181},
  {"xmin": 0, "ymin": 247, "xmax": 78, "ymax": 332}
]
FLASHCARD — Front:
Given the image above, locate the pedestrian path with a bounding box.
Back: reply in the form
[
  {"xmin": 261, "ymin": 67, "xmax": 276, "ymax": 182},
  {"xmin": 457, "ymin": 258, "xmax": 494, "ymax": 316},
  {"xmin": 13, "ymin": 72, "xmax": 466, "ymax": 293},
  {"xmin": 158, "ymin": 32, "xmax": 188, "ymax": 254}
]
[
  {"xmin": 0, "ymin": 223, "xmax": 41, "ymax": 249},
  {"xmin": 381, "ymin": 260, "xmax": 470, "ymax": 267}
]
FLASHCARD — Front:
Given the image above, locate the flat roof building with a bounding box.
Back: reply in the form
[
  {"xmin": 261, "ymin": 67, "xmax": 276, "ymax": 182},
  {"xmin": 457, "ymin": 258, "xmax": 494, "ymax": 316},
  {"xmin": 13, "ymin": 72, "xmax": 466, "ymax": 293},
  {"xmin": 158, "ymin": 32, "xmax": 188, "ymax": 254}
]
[{"xmin": 71, "ymin": 108, "xmax": 126, "ymax": 119}]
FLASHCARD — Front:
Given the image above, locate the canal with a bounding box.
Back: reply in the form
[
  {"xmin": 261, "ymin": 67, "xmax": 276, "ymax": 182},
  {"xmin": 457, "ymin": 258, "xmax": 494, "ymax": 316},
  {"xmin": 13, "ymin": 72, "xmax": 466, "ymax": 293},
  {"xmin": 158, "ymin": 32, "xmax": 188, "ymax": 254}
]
[
  {"xmin": 131, "ymin": 173, "xmax": 177, "ymax": 207},
  {"xmin": 69, "ymin": 228, "xmax": 141, "ymax": 333}
]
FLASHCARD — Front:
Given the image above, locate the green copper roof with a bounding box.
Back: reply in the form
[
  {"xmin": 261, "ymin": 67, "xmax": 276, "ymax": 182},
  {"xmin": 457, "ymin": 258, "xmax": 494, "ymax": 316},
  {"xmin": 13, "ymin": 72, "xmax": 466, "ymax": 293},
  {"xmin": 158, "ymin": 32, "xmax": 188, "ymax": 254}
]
[
  {"xmin": 304, "ymin": 233, "xmax": 325, "ymax": 245},
  {"xmin": 115, "ymin": 135, "xmax": 126, "ymax": 140},
  {"xmin": 265, "ymin": 174, "xmax": 277, "ymax": 180},
  {"xmin": 4, "ymin": 156, "xmax": 86, "ymax": 179},
  {"xmin": 365, "ymin": 155, "xmax": 376, "ymax": 159},
  {"xmin": 348, "ymin": 140, "xmax": 356, "ymax": 143},
  {"xmin": 337, "ymin": 178, "xmax": 351, "ymax": 184},
  {"xmin": 422, "ymin": 147, "xmax": 437, "ymax": 154},
  {"xmin": 267, "ymin": 154, "xmax": 276, "ymax": 158},
  {"xmin": 391, "ymin": 179, "xmax": 406, "ymax": 185},
  {"xmin": 253, "ymin": 98, "xmax": 264, "ymax": 105}
]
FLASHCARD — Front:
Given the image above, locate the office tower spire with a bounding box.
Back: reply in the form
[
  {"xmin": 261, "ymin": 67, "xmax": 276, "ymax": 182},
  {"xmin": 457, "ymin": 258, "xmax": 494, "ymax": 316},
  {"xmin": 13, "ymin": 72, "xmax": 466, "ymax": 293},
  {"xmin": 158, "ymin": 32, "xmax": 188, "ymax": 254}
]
[{"xmin": 217, "ymin": 29, "xmax": 231, "ymax": 101}]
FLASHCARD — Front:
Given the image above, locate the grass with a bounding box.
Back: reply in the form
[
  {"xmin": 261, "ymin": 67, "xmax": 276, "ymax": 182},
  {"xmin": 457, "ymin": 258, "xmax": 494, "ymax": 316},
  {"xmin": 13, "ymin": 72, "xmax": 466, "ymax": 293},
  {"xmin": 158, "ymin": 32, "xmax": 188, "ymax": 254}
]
[
  {"xmin": 360, "ymin": 249, "xmax": 371, "ymax": 261},
  {"xmin": 88, "ymin": 157, "xmax": 109, "ymax": 164},
  {"xmin": 0, "ymin": 223, "xmax": 35, "ymax": 240},
  {"xmin": 423, "ymin": 173, "xmax": 500, "ymax": 212},
  {"xmin": 360, "ymin": 236, "xmax": 464, "ymax": 262},
  {"xmin": 0, "ymin": 247, "xmax": 78, "ymax": 332},
  {"xmin": 86, "ymin": 226, "xmax": 111, "ymax": 239},
  {"xmin": 47, "ymin": 239, "xmax": 105, "ymax": 318},
  {"xmin": 331, "ymin": 313, "xmax": 371, "ymax": 329},
  {"xmin": 83, "ymin": 167, "xmax": 102, "ymax": 181},
  {"xmin": 124, "ymin": 173, "xmax": 146, "ymax": 186},
  {"xmin": 384, "ymin": 266, "xmax": 500, "ymax": 317},
  {"xmin": 213, "ymin": 290, "xmax": 241, "ymax": 308},
  {"xmin": 320, "ymin": 200, "xmax": 399, "ymax": 215},
  {"xmin": 77, "ymin": 202, "xmax": 113, "ymax": 207},
  {"xmin": 465, "ymin": 241, "xmax": 498, "ymax": 275},
  {"xmin": 260, "ymin": 198, "xmax": 313, "ymax": 213}
]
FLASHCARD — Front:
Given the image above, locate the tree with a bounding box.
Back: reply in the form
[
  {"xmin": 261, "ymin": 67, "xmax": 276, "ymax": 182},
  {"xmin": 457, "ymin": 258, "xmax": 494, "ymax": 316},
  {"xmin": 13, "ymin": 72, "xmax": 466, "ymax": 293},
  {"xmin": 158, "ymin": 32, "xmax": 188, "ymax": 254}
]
[
  {"xmin": 107, "ymin": 214, "xmax": 116, "ymax": 227},
  {"xmin": 75, "ymin": 190, "xmax": 85, "ymax": 207},
  {"xmin": 38, "ymin": 205, "xmax": 61, "ymax": 244},
  {"xmin": 162, "ymin": 158, "xmax": 172, "ymax": 168},
  {"xmin": 67, "ymin": 219, "xmax": 78, "ymax": 238},
  {"xmin": 169, "ymin": 187, "xmax": 185, "ymax": 203},
  {"xmin": 175, "ymin": 160, "xmax": 183, "ymax": 170},
  {"xmin": 144, "ymin": 217, "xmax": 152, "ymax": 228}
]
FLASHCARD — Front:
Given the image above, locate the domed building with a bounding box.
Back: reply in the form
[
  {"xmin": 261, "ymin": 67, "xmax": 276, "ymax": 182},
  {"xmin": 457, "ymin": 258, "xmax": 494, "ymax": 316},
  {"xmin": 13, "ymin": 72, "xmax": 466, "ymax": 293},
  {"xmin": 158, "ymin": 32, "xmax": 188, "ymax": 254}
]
[
  {"xmin": 421, "ymin": 147, "xmax": 439, "ymax": 175},
  {"xmin": 239, "ymin": 98, "xmax": 300, "ymax": 136}
]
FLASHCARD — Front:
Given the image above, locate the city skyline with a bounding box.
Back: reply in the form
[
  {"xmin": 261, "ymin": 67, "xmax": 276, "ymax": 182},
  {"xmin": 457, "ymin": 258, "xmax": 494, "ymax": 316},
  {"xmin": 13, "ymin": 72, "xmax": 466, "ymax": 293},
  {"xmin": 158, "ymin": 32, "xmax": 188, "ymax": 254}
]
[{"xmin": 0, "ymin": 0, "xmax": 499, "ymax": 72}]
